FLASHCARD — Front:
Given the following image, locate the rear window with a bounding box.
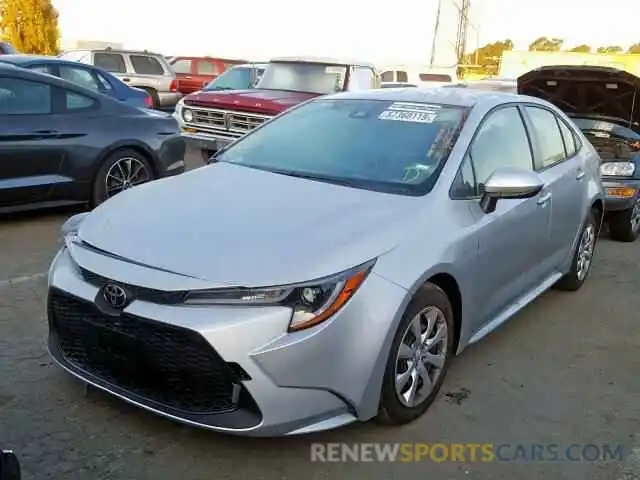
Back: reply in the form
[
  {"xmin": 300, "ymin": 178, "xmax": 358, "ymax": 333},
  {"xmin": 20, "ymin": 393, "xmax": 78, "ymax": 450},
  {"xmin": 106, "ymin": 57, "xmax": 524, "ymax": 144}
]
[
  {"xmin": 94, "ymin": 53, "xmax": 126, "ymax": 73},
  {"xmin": 217, "ymin": 99, "xmax": 467, "ymax": 196},
  {"xmin": 419, "ymin": 73, "xmax": 453, "ymax": 82},
  {"xmin": 256, "ymin": 62, "xmax": 348, "ymax": 95},
  {"xmin": 130, "ymin": 55, "xmax": 164, "ymax": 75}
]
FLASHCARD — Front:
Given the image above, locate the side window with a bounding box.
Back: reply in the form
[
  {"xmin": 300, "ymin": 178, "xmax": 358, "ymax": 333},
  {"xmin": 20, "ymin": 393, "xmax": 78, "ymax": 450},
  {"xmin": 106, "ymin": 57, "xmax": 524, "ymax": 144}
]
[
  {"xmin": 396, "ymin": 71, "xmax": 408, "ymax": 82},
  {"xmin": 197, "ymin": 60, "xmax": 221, "ymax": 75},
  {"xmin": 130, "ymin": 55, "xmax": 164, "ymax": 75},
  {"xmin": 349, "ymin": 67, "xmax": 375, "ymax": 91},
  {"xmin": 66, "ymin": 91, "xmax": 96, "ymax": 111},
  {"xmin": 28, "ymin": 64, "xmax": 53, "ymax": 75},
  {"xmin": 468, "ymin": 106, "xmax": 534, "ymax": 194},
  {"xmin": 94, "ymin": 53, "xmax": 126, "ymax": 73},
  {"xmin": 171, "ymin": 59, "xmax": 191, "ymax": 74},
  {"xmin": 0, "ymin": 77, "xmax": 52, "ymax": 114},
  {"xmin": 451, "ymin": 154, "xmax": 477, "ymax": 198},
  {"xmin": 558, "ymin": 118, "xmax": 578, "ymax": 157},
  {"xmin": 524, "ymin": 106, "xmax": 567, "ymax": 169},
  {"xmin": 380, "ymin": 70, "xmax": 394, "ymax": 82},
  {"xmin": 95, "ymin": 72, "xmax": 114, "ymax": 91},
  {"xmin": 59, "ymin": 66, "xmax": 100, "ymax": 91}
]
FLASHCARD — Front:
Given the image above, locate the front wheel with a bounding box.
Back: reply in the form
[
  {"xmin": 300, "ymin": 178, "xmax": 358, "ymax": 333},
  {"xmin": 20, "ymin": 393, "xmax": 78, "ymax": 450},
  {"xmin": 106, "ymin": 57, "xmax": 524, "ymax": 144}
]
[
  {"xmin": 92, "ymin": 149, "xmax": 154, "ymax": 207},
  {"xmin": 608, "ymin": 196, "xmax": 640, "ymax": 242},
  {"xmin": 554, "ymin": 211, "xmax": 598, "ymax": 291},
  {"xmin": 377, "ymin": 283, "xmax": 455, "ymax": 425}
]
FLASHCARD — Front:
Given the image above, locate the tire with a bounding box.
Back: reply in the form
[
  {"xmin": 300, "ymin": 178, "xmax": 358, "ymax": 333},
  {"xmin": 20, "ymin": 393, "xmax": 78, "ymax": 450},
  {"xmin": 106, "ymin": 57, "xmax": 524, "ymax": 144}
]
[
  {"xmin": 554, "ymin": 211, "xmax": 598, "ymax": 291},
  {"xmin": 91, "ymin": 148, "xmax": 155, "ymax": 207},
  {"xmin": 377, "ymin": 283, "xmax": 455, "ymax": 425},
  {"xmin": 608, "ymin": 196, "xmax": 640, "ymax": 242},
  {"xmin": 142, "ymin": 88, "xmax": 160, "ymax": 108}
]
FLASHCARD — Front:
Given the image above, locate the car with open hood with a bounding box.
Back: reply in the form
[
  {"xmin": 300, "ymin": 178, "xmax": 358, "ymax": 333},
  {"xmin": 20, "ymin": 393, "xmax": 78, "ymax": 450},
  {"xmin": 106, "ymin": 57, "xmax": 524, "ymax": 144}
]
[
  {"xmin": 177, "ymin": 56, "xmax": 380, "ymax": 162},
  {"xmin": 518, "ymin": 65, "xmax": 640, "ymax": 241},
  {"xmin": 48, "ymin": 87, "xmax": 603, "ymax": 437}
]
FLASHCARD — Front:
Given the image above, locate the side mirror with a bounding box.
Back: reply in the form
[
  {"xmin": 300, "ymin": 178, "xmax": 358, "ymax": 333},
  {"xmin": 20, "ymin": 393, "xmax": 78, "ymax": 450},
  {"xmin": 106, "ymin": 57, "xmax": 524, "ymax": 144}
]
[
  {"xmin": 479, "ymin": 167, "xmax": 544, "ymax": 214},
  {"xmin": 0, "ymin": 450, "xmax": 21, "ymax": 480}
]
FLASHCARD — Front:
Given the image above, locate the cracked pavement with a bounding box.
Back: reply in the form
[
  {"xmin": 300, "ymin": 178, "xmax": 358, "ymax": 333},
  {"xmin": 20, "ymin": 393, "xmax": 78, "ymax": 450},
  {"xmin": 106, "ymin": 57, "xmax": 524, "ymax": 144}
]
[{"xmin": 0, "ymin": 147, "xmax": 639, "ymax": 479}]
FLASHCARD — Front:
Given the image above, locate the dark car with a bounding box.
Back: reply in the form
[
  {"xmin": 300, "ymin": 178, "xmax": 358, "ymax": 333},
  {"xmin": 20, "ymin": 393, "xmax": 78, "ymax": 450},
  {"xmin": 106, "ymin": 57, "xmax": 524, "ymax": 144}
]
[
  {"xmin": 0, "ymin": 64, "xmax": 185, "ymax": 213},
  {"xmin": 518, "ymin": 65, "xmax": 640, "ymax": 242},
  {"xmin": 0, "ymin": 54, "xmax": 152, "ymax": 108}
]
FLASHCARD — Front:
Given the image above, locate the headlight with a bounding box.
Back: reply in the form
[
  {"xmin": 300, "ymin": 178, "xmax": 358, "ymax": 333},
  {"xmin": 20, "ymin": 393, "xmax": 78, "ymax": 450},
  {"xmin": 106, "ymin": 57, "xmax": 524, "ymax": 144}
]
[
  {"xmin": 184, "ymin": 260, "xmax": 375, "ymax": 332},
  {"xmin": 600, "ymin": 162, "xmax": 635, "ymax": 176},
  {"xmin": 182, "ymin": 108, "xmax": 193, "ymax": 123}
]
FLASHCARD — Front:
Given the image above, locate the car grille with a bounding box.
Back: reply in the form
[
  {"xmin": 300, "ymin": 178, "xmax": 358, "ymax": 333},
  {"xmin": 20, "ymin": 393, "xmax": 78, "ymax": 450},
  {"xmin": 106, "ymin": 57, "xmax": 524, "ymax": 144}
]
[
  {"xmin": 182, "ymin": 105, "xmax": 272, "ymax": 140},
  {"xmin": 49, "ymin": 290, "xmax": 242, "ymax": 414}
]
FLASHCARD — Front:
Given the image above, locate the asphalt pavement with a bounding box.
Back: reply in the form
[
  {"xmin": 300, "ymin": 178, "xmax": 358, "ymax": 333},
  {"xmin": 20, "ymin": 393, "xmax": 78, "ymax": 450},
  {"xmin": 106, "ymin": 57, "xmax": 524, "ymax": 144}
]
[{"xmin": 0, "ymin": 147, "xmax": 639, "ymax": 479}]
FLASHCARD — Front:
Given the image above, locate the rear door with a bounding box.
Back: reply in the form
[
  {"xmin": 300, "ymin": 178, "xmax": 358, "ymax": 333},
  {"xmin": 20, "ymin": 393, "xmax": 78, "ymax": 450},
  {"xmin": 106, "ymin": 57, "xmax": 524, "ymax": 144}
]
[
  {"xmin": 521, "ymin": 105, "xmax": 586, "ymax": 267},
  {"xmin": 0, "ymin": 75, "xmax": 64, "ymax": 207},
  {"xmin": 194, "ymin": 59, "xmax": 223, "ymax": 91}
]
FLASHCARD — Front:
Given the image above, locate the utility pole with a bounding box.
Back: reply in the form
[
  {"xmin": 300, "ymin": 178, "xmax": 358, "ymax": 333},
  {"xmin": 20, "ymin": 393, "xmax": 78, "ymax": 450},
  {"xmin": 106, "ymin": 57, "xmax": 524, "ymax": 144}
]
[
  {"xmin": 429, "ymin": 0, "xmax": 443, "ymax": 68},
  {"xmin": 454, "ymin": 0, "xmax": 471, "ymax": 66}
]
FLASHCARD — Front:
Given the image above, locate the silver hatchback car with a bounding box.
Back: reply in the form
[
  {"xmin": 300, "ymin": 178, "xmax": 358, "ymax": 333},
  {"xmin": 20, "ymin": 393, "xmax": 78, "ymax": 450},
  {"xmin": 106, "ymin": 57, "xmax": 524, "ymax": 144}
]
[{"xmin": 47, "ymin": 88, "xmax": 604, "ymax": 437}]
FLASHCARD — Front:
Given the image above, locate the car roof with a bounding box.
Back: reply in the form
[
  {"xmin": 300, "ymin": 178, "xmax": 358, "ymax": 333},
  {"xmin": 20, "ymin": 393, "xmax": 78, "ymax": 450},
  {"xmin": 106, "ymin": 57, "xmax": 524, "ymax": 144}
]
[
  {"xmin": 323, "ymin": 86, "xmax": 534, "ymax": 108},
  {"xmin": 269, "ymin": 56, "xmax": 375, "ymax": 68}
]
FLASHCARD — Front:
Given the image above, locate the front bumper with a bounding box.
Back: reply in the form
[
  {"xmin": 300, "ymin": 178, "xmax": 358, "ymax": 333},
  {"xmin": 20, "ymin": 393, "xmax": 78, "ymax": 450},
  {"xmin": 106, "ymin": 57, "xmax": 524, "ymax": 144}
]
[
  {"xmin": 602, "ymin": 179, "xmax": 640, "ymax": 212},
  {"xmin": 181, "ymin": 131, "xmax": 234, "ymax": 155},
  {"xmin": 47, "ymin": 245, "xmax": 408, "ymax": 436}
]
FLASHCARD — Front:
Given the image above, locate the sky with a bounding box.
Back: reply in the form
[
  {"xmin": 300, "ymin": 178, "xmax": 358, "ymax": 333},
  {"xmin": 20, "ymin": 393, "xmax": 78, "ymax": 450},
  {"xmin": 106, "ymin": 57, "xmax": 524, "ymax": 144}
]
[{"xmin": 52, "ymin": 0, "xmax": 639, "ymax": 66}]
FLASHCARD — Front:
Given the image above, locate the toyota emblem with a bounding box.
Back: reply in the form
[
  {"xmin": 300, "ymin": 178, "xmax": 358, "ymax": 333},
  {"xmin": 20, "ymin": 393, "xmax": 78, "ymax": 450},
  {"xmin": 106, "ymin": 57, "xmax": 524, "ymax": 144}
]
[{"xmin": 103, "ymin": 284, "xmax": 128, "ymax": 309}]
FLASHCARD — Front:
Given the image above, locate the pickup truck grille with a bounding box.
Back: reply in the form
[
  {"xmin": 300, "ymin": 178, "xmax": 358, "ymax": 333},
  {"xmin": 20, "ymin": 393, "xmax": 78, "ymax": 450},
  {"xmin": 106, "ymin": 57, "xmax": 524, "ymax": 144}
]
[{"xmin": 182, "ymin": 106, "xmax": 273, "ymax": 140}]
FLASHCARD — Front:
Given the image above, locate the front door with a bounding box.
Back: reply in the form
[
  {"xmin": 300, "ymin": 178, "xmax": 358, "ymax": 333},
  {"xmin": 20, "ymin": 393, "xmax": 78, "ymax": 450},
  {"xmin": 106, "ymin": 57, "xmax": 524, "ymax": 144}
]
[
  {"xmin": 0, "ymin": 76, "xmax": 63, "ymax": 208},
  {"xmin": 452, "ymin": 105, "xmax": 552, "ymax": 329}
]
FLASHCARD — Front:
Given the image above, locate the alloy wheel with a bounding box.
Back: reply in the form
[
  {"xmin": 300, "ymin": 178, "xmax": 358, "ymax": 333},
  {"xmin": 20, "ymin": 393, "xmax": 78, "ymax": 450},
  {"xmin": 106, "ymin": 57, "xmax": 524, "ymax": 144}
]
[
  {"xmin": 630, "ymin": 197, "xmax": 640, "ymax": 233},
  {"xmin": 394, "ymin": 306, "xmax": 448, "ymax": 408},
  {"xmin": 105, "ymin": 157, "xmax": 150, "ymax": 199},
  {"xmin": 576, "ymin": 223, "xmax": 596, "ymax": 281}
]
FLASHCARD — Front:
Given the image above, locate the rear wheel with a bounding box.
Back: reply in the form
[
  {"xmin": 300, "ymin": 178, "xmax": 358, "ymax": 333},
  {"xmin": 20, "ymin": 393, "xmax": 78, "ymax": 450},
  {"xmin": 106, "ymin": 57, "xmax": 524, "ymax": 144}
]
[
  {"xmin": 554, "ymin": 211, "xmax": 597, "ymax": 291},
  {"xmin": 377, "ymin": 283, "xmax": 455, "ymax": 425},
  {"xmin": 92, "ymin": 149, "xmax": 154, "ymax": 207},
  {"xmin": 608, "ymin": 196, "xmax": 640, "ymax": 242}
]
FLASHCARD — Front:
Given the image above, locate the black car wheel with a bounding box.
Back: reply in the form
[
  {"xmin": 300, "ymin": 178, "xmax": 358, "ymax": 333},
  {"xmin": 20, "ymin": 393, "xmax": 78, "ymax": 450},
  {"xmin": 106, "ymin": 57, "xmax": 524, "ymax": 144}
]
[
  {"xmin": 377, "ymin": 283, "xmax": 455, "ymax": 425},
  {"xmin": 608, "ymin": 196, "xmax": 640, "ymax": 242},
  {"xmin": 142, "ymin": 88, "xmax": 160, "ymax": 108},
  {"xmin": 554, "ymin": 211, "xmax": 598, "ymax": 291},
  {"xmin": 92, "ymin": 149, "xmax": 154, "ymax": 207}
]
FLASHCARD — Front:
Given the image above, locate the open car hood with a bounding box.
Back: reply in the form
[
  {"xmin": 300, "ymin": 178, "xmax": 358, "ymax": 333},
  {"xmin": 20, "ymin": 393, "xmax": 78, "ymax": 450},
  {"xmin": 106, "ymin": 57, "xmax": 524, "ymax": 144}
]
[{"xmin": 517, "ymin": 65, "xmax": 640, "ymax": 131}]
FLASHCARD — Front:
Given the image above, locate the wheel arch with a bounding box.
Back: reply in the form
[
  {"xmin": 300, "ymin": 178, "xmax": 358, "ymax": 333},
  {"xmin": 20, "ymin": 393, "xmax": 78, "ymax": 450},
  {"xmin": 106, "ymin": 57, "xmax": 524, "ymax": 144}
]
[
  {"xmin": 591, "ymin": 198, "xmax": 604, "ymax": 235},
  {"xmin": 425, "ymin": 273, "xmax": 463, "ymax": 352}
]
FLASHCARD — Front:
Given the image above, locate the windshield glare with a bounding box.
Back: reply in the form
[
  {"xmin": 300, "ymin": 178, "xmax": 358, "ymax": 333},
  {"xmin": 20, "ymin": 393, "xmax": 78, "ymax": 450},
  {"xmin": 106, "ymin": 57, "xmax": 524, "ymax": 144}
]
[
  {"xmin": 204, "ymin": 67, "xmax": 264, "ymax": 91},
  {"xmin": 217, "ymin": 99, "xmax": 466, "ymax": 195},
  {"xmin": 255, "ymin": 62, "xmax": 347, "ymax": 94}
]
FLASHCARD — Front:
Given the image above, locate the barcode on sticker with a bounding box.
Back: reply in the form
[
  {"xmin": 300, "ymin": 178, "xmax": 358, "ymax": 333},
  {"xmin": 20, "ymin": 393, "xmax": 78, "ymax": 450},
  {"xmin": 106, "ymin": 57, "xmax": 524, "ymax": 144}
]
[
  {"xmin": 387, "ymin": 102, "xmax": 442, "ymax": 113},
  {"xmin": 379, "ymin": 109, "xmax": 437, "ymax": 123}
]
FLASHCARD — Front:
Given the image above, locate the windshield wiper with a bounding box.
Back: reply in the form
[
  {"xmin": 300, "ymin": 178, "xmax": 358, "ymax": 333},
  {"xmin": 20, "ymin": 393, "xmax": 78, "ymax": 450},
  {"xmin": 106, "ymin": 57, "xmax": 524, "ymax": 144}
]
[{"xmin": 266, "ymin": 169, "xmax": 360, "ymax": 186}]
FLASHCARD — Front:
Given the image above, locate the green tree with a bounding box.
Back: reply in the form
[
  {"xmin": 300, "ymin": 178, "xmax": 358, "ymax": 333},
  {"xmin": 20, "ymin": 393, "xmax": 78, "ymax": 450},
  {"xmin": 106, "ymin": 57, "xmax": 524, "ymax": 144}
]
[
  {"xmin": 628, "ymin": 43, "xmax": 640, "ymax": 54},
  {"xmin": 528, "ymin": 37, "xmax": 564, "ymax": 51},
  {"xmin": 463, "ymin": 39, "xmax": 514, "ymax": 75},
  {"xmin": 597, "ymin": 45, "xmax": 623, "ymax": 54},
  {"xmin": 0, "ymin": 0, "xmax": 60, "ymax": 55},
  {"xmin": 568, "ymin": 44, "xmax": 591, "ymax": 53}
]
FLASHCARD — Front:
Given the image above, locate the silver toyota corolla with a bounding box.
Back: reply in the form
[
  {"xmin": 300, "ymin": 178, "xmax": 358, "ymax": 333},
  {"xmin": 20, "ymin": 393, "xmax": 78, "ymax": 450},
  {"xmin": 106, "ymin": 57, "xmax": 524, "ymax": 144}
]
[{"xmin": 47, "ymin": 88, "xmax": 605, "ymax": 437}]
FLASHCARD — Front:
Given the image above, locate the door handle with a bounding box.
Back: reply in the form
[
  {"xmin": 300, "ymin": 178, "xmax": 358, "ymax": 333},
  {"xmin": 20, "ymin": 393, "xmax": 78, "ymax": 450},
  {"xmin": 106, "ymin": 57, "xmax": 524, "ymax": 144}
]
[
  {"xmin": 576, "ymin": 169, "xmax": 585, "ymax": 180},
  {"xmin": 122, "ymin": 77, "xmax": 130, "ymax": 82},
  {"xmin": 185, "ymin": 76, "xmax": 192, "ymax": 79},
  {"xmin": 537, "ymin": 192, "xmax": 552, "ymax": 205}
]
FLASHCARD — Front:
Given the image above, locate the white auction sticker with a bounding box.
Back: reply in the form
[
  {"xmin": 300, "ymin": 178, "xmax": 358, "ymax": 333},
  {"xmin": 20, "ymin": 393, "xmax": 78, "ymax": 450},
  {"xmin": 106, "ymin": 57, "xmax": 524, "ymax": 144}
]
[
  {"xmin": 387, "ymin": 102, "xmax": 442, "ymax": 113},
  {"xmin": 379, "ymin": 109, "xmax": 438, "ymax": 123}
]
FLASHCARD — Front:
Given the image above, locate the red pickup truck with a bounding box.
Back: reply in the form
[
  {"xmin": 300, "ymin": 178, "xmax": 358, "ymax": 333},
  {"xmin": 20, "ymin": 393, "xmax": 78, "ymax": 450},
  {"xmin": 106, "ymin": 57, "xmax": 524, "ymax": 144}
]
[
  {"xmin": 175, "ymin": 56, "xmax": 380, "ymax": 161},
  {"xmin": 169, "ymin": 56, "xmax": 248, "ymax": 95}
]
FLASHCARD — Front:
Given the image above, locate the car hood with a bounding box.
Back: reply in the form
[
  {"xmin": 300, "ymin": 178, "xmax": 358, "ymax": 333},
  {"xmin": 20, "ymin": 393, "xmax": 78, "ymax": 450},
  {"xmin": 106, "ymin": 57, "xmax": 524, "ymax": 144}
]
[
  {"xmin": 183, "ymin": 89, "xmax": 318, "ymax": 115},
  {"xmin": 75, "ymin": 163, "xmax": 419, "ymax": 288},
  {"xmin": 517, "ymin": 65, "xmax": 640, "ymax": 128}
]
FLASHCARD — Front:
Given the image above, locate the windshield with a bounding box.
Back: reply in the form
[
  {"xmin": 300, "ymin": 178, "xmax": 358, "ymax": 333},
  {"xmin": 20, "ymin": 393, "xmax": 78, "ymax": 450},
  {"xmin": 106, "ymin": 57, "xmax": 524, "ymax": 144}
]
[
  {"xmin": 217, "ymin": 99, "xmax": 467, "ymax": 195},
  {"xmin": 255, "ymin": 62, "xmax": 347, "ymax": 94},
  {"xmin": 204, "ymin": 66, "xmax": 264, "ymax": 91}
]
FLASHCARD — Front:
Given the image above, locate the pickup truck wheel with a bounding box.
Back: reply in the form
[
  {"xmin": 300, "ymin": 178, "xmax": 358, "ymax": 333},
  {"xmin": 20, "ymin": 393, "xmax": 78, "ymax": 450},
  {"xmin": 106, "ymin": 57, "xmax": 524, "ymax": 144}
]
[{"xmin": 608, "ymin": 196, "xmax": 640, "ymax": 242}]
